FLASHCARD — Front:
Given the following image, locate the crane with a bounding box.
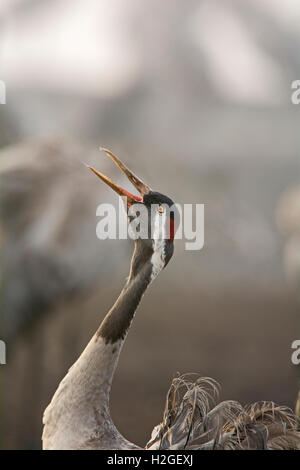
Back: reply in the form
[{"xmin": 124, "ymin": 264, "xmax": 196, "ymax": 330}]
[{"xmin": 42, "ymin": 149, "xmax": 300, "ymax": 450}]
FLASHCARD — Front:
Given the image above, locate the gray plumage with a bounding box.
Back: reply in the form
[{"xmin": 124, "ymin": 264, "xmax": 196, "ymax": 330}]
[{"xmin": 146, "ymin": 375, "xmax": 300, "ymax": 450}]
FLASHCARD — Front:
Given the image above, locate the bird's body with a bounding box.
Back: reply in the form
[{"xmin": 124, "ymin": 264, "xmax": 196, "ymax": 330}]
[
  {"xmin": 42, "ymin": 149, "xmax": 300, "ymax": 450},
  {"xmin": 43, "ymin": 335, "xmax": 139, "ymax": 449},
  {"xmin": 42, "ymin": 149, "xmax": 174, "ymax": 449}
]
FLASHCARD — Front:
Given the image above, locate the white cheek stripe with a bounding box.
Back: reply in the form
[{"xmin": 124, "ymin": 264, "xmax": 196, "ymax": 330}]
[{"xmin": 150, "ymin": 212, "xmax": 166, "ymax": 281}]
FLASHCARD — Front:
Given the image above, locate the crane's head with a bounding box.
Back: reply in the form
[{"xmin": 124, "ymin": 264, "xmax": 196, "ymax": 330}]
[{"xmin": 87, "ymin": 148, "xmax": 178, "ymax": 280}]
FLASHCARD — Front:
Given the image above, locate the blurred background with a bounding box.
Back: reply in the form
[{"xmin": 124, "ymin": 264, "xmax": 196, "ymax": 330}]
[{"xmin": 0, "ymin": 0, "xmax": 300, "ymax": 449}]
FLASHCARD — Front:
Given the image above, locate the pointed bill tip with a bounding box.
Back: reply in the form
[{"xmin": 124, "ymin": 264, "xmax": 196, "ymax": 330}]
[
  {"xmin": 97, "ymin": 147, "xmax": 151, "ymax": 196},
  {"xmin": 85, "ymin": 163, "xmax": 141, "ymax": 205},
  {"xmin": 90, "ymin": 146, "xmax": 151, "ymax": 199},
  {"xmin": 99, "ymin": 146, "xmax": 111, "ymax": 155},
  {"xmin": 81, "ymin": 161, "xmax": 92, "ymax": 169}
]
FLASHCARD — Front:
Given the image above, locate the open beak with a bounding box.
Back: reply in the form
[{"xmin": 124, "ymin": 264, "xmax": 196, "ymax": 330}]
[{"xmin": 87, "ymin": 148, "xmax": 151, "ymax": 205}]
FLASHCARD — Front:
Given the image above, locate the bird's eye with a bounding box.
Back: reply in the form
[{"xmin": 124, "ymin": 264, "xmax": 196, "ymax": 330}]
[{"xmin": 158, "ymin": 206, "xmax": 164, "ymax": 214}]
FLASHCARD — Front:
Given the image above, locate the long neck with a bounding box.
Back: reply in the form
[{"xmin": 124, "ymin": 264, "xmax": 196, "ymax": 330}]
[
  {"xmin": 80, "ymin": 244, "xmax": 153, "ymax": 402},
  {"xmin": 43, "ymin": 242, "xmax": 154, "ymax": 449},
  {"xmin": 97, "ymin": 250, "xmax": 153, "ymax": 344}
]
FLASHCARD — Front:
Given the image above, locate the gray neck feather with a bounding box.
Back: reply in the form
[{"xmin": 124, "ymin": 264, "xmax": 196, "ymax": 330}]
[
  {"xmin": 97, "ymin": 241, "xmax": 153, "ymax": 344},
  {"xmin": 42, "ymin": 240, "xmax": 156, "ymax": 449}
]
